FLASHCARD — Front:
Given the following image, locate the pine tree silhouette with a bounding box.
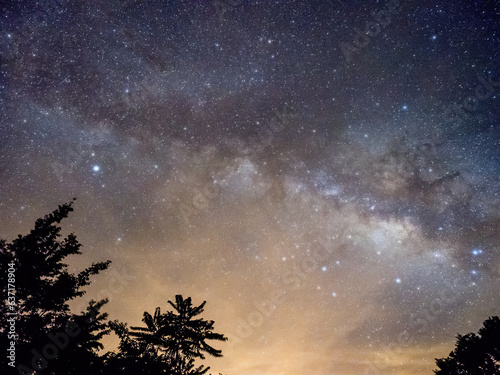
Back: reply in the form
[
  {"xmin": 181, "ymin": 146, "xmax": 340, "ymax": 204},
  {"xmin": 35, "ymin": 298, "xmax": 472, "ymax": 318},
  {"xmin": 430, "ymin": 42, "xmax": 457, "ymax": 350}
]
[
  {"xmin": 0, "ymin": 200, "xmax": 111, "ymax": 375},
  {"xmin": 1, "ymin": 202, "xmax": 229, "ymax": 375}
]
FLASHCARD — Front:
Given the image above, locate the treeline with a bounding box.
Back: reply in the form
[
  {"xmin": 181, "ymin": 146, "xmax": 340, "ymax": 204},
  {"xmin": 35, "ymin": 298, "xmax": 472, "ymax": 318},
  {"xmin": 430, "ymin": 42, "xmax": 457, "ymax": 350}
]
[
  {"xmin": 0, "ymin": 201, "xmax": 227, "ymax": 375},
  {"xmin": 434, "ymin": 316, "xmax": 500, "ymax": 374},
  {"xmin": 2, "ymin": 201, "xmax": 499, "ymax": 375}
]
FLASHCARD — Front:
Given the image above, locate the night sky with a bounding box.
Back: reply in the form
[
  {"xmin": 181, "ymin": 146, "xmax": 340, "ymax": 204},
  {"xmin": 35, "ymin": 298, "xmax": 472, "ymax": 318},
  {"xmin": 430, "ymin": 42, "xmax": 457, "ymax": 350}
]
[{"xmin": 1, "ymin": 0, "xmax": 499, "ymax": 374}]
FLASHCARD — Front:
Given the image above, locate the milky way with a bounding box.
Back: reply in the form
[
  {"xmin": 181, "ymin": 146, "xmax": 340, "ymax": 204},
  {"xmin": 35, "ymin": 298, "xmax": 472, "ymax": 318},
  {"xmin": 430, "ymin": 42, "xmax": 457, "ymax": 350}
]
[{"xmin": 1, "ymin": 1, "xmax": 499, "ymax": 374}]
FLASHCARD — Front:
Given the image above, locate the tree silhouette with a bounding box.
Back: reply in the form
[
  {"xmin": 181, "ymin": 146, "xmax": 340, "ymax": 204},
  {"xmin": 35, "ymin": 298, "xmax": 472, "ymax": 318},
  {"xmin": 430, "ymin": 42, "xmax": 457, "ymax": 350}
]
[
  {"xmin": 1, "ymin": 202, "xmax": 229, "ymax": 375},
  {"xmin": 109, "ymin": 295, "xmax": 228, "ymax": 375},
  {"xmin": 106, "ymin": 312, "xmax": 172, "ymax": 374},
  {"xmin": 0, "ymin": 200, "xmax": 111, "ymax": 375},
  {"xmin": 434, "ymin": 316, "xmax": 500, "ymax": 374}
]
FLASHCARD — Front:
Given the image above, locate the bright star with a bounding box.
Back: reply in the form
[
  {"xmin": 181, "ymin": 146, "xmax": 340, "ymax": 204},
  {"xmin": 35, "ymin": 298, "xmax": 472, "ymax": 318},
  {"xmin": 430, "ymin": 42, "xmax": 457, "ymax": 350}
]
[
  {"xmin": 321, "ymin": 266, "xmax": 327, "ymax": 271},
  {"xmin": 92, "ymin": 165, "xmax": 100, "ymax": 172},
  {"xmin": 472, "ymin": 249, "xmax": 482, "ymax": 255},
  {"xmin": 395, "ymin": 278, "xmax": 402, "ymax": 284}
]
